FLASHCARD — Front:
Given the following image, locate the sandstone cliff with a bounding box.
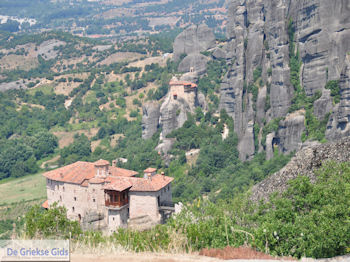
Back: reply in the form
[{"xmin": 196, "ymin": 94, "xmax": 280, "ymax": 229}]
[{"xmin": 220, "ymin": 0, "xmax": 350, "ymax": 160}]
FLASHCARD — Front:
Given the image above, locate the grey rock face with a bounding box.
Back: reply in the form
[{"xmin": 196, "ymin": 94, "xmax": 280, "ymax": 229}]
[
  {"xmin": 265, "ymin": 132, "xmax": 276, "ymax": 160},
  {"xmin": 179, "ymin": 72, "xmax": 199, "ymax": 83},
  {"xmin": 238, "ymin": 121, "xmax": 255, "ymax": 161},
  {"xmin": 295, "ymin": 0, "xmax": 350, "ymax": 96},
  {"xmin": 178, "ymin": 53, "xmax": 210, "ymax": 75},
  {"xmin": 141, "ymin": 102, "xmax": 160, "ymax": 139},
  {"xmin": 326, "ymin": 54, "xmax": 350, "ymax": 140},
  {"xmin": 197, "ymin": 92, "xmax": 208, "ymax": 111},
  {"xmin": 251, "ymin": 136, "xmax": 350, "ymax": 202},
  {"xmin": 277, "ymin": 112, "xmax": 305, "ymax": 154},
  {"xmin": 313, "ymin": 89, "xmax": 333, "ymax": 120},
  {"xmin": 160, "ymin": 96, "xmax": 193, "ymax": 137},
  {"xmin": 220, "ymin": 0, "xmax": 350, "ymax": 160},
  {"xmin": 173, "ymin": 24, "xmax": 216, "ymax": 61}
]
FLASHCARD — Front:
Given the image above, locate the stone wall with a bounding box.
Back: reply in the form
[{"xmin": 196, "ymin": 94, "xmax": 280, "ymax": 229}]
[{"xmin": 129, "ymin": 191, "xmax": 160, "ymax": 222}]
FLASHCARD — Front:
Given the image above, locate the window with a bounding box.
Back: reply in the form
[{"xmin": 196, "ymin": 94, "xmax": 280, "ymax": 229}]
[
  {"xmin": 60, "ymin": 196, "xmax": 62, "ymax": 201},
  {"xmin": 63, "ymin": 186, "xmax": 65, "ymax": 192},
  {"xmin": 74, "ymin": 197, "xmax": 77, "ymax": 201},
  {"xmin": 113, "ymin": 217, "xmax": 115, "ymax": 221},
  {"xmin": 72, "ymin": 207, "xmax": 75, "ymax": 212},
  {"xmin": 93, "ymin": 199, "xmax": 96, "ymax": 202}
]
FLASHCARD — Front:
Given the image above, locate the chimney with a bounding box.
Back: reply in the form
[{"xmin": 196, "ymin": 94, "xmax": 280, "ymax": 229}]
[
  {"xmin": 144, "ymin": 167, "xmax": 157, "ymax": 178},
  {"xmin": 161, "ymin": 172, "xmax": 165, "ymax": 176},
  {"xmin": 60, "ymin": 172, "xmax": 63, "ymax": 178},
  {"xmin": 112, "ymin": 160, "xmax": 117, "ymax": 167}
]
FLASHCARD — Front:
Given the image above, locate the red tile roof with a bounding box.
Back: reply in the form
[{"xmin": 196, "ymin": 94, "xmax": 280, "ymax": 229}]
[
  {"xmin": 144, "ymin": 167, "xmax": 157, "ymax": 173},
  {"xmin": 103, "ymin": 178, "xmax": 132, "ymax": 192},
  {"xmin": 43, "ymin": 160, "xmax": 172, "ymax": 192},
  {"xmin": 42, "ymin": 200, "xmax": 49, "ymax": 209},
  {"xmin": 104, "ymin": 174, "xmax": 173, "ymax": 192},
  {"xmin": 109, "ymin": 166, "xmax": 138, "ymax": 177},
  {"xmin": 169, "ymin": 81, "xmax": 197, "ymax": 88},
  {"xmin": 94, "ymin": 159, "xmax": 110, "ymax": 166},
  {"xmin": 43, "ymin": 161, "xmax": 96, "ymax": 185},
  {"xmin": 43, "ymin": 161, "xmax": 137, "ymax": 185},
  {"xmin": 128, "ymin": 174, "xmax": 174, "ymax": 192},
  {"xmin": 89, "ymin": 177, "xmax": 105, "ymax": 184}
]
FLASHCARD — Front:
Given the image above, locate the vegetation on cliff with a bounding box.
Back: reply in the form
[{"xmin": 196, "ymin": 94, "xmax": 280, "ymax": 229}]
[{"xmin": 22, "ymin": 161, "xmax": 350, "ymax": 258}]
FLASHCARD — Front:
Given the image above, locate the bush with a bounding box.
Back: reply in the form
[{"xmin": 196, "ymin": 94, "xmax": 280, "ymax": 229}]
[
  {"xmin": 24, "ymin": 203, "xmax": 81, "ymax": 239},
  {"xmin": 325, "ymin": 80, "xmax": 340, "ymax": 104}
]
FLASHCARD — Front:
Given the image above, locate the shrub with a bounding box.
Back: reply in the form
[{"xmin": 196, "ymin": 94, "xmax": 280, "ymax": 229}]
[
  {"xmin": 24, "ymin": 203, "xmax": 81, "ymax": 239},
  {"xmin": 325, "ymin": 80, "xmax": 340, "ymax": 104}
]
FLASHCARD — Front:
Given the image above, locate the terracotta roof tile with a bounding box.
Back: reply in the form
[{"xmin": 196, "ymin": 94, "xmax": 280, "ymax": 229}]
[
  {"xmin": 42, "ymin": 160, "xmax": 172, "ymax": 191},
  {"xmin": 109, "ymin": 166, "xmax": 138, "ymax": 177},
  {"xmin": 103, "ymin": 178, "xmax": 132, "ymax": 191},
  {"xmin": 42, "ymin": 200, "xmax": 49, "ymax": 209},
  {"xmin": 94, "ymin": 159, "xmax": 110, "ymax": 166},
  {"xmin": 43, "ymin": 160, "xmax": 137, "ymax": 185},
  {"xmin": 128, "ymin": 174, "xmax": 174, "ymax": 192},
  {"xmin": 89, "ymin": 177, "xmax": 105, "ymax": 184},
  {"xmin": 81, "ymin": 180, "xmax": 89, "ymax": 187},
  {"xmin": 43, "ymin": 161, "xmax": 95, "ymax": 185},
  {"xmin": 169, "ymin": 81, "xmax": 197, "ymax": 88},
  {"xmin": 144, "ymin": 167, "xmax": 157, "ymax": 173}
]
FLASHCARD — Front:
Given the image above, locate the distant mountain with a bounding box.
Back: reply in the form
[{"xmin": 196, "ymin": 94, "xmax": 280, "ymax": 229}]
[{"xmin": 0, "ymin": 0, "xmax": 227, "ymax": 37}]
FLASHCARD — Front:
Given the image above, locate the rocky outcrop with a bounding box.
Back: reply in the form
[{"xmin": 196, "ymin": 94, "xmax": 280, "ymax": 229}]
[
  {"xmin": 81, "ymin": 210, "xmax": 107, "ymax": 231},
  {"xmin": 326, "ymin": 54, "xmax": 350, "ymax": 140},
  {"xmin": 313, "ymin": 90, "xmax": 333, "ymax": 120},
  {"xmin": 142, "ymin": 77, "xmax": 206, "ymax": 146},
  {"xmin": 277, "ymin": 111, "xmax": 305, "ymax": 154},
  {"xmin": 141, "ymin": 102, "xmax": 160, "ymax": 139},
  {"xmin": 159, "ymin": 90, "xmax": 196, "ymax": 138},
  {"xmin": 220, "ymin": 0, "xmax": 350, "ymax": 160},
  {"xmin": 178, "ymin": 53, "xmax": 210, "ymax": 75},
  {"xmin": 173, "ymin": 24, "xmax": 215, "ymax": 75},
  {"xmin": 173, "ymin": 24, "xmax": 215, "ymax": 61},
  {"xmin": 251, "ymin": 136, "xmax": 350, "ymax": 202}
]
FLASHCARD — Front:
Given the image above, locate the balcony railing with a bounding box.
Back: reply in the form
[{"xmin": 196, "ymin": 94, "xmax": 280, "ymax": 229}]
[{"xmin": 105, "ymin": 198, "xmax": 128, "ymax": 208}]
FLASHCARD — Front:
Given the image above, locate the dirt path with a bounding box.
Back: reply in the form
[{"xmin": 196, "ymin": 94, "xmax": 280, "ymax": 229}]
[
  {"xmin": 71, "ymin": 253, "xmax": 350, "ymax": 262},
  {"xmin": 71, "ymin": 253, "xmax": 221, "ymax": 262}
]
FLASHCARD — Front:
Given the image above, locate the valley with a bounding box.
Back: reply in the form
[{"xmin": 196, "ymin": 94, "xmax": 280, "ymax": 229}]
[{"xmin": 0, "ymin": 0, "xmax": 349, "ymax": 260}]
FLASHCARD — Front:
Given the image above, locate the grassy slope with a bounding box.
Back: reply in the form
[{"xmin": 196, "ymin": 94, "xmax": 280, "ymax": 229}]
[{"xmin": 0, "ymin": 172, "xmax": 46, "ymax": 206}]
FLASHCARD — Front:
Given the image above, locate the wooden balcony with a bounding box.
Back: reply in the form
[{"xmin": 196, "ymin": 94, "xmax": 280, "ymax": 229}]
[
  {"xmin": 105, "ymin": 198, "xmax": 128, "ymax": 208},
  {"xmin": 104, "ymin": 189, "xmax": 129, "ymax": 209}
]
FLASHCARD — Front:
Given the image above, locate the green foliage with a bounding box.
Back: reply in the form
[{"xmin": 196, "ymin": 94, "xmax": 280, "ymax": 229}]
[
  {"xmin": 24, "ymin": 203, "xmax": 82, "ymax": 239},
  {"xmin": 261, "ymin": 118, "xmax": 282, "ymax": 148},
  {"xmin": 60, "ymin": 134, "xmax": 91, "ymax": 165},
  {"xmin": 253, "ymin": 123, "xmax": 260, "ymax": 151},
  {"xmin": 56, "ymin": 162, "xmax": 350, "ymax": 259},
  {"xmin": 167, "ymin": 115, "xmax": 290, "ymax": 202},
  {"xmin": 325, "ymin": 80, "xmax": 340, "ymax": 104},
  {"xmin": 253, "ymin": 66, "xmax": 262, "ymax": 82},
  {"xmin": 251, "ymin": 162, "xmax": 350, "ymax": 258},
  {"xmin": 197, "ymin": 59, "xmax": 227, "ymax": 110},
  {"xmin": 302, "ymin": 111, "xmax": 329, "ymax": 142},
  {"xmin": 248, "ymin": 83, "xmax": 259, "ymax": 103}
]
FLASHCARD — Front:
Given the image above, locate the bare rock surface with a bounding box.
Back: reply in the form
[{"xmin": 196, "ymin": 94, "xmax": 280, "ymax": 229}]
[
  {"xmin": 173, "ymin": 24, "xmax": 215, "ymax": 61},
  {"xmin": 142, "ymin": 102, "xmax": 160, "ymax": 139},
  {"xmin": 178, "ymin": 53, "xmax": 210, "ymax": 75},
  {"xmin": 326, "ymin": 54, "xmax": 350, "ymax": 140},
  {"xmin": 251, "ymin": 137, "xmax": 350, "ymax": 202},
  {"xmin": 220, "ymin": 0, "xmax": 350, "ymax": 160}
]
